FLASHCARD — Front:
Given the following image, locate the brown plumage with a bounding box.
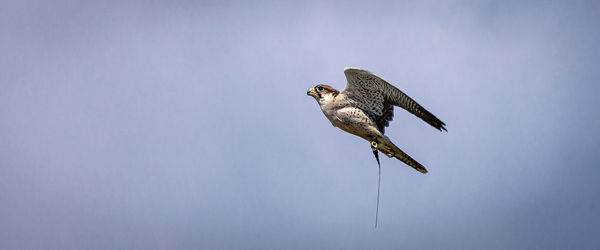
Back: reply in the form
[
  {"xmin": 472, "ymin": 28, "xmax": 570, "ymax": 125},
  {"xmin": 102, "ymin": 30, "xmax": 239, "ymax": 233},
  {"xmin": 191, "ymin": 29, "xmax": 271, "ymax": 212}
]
[{"xmin": 307, "ymin": 67, "xmax": 446, "ymax": 173}]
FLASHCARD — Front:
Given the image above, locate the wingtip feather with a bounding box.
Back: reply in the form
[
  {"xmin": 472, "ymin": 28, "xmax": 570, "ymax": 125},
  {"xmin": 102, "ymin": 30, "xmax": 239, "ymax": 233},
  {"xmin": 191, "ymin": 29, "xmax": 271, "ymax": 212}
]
[{"xmin": 438, "ymin": 123, "xmax": 448, "ymax": 132}]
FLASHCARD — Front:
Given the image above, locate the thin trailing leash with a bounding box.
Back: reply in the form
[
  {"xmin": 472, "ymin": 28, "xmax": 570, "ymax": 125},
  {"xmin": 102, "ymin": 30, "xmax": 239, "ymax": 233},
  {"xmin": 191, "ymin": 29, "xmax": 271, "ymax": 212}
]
[{"xmin": 372, "ymin": 138, "xmax": 381, "ymax": 228}]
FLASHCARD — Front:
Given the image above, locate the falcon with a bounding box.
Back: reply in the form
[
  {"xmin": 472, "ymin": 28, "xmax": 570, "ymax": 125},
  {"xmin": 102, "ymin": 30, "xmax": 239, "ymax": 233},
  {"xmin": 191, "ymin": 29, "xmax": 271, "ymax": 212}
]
[{"xmin": 307, "ymin": 67, "xmax": 446, "ymax": 173}]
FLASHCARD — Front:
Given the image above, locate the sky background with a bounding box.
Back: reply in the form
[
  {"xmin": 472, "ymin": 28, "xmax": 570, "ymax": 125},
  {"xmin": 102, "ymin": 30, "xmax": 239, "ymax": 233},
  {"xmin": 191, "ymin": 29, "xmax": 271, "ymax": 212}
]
[{"xmin": 1, "ymin": 0, "xmax": 600, "ymax": 249}]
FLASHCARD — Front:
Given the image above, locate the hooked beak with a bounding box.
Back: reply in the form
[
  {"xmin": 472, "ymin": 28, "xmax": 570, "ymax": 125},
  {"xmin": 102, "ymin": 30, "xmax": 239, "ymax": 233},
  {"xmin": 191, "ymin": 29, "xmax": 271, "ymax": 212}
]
[{"xmin": 306, "ymin": 87, "xmax": 315, "ymax": 97}]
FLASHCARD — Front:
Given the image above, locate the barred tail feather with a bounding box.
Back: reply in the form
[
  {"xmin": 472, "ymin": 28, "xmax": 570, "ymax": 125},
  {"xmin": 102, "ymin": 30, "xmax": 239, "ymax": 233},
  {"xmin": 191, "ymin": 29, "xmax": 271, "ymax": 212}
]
[{"xmin": 379, "ymin": 139, "xmax": 428, "ymax": 174}]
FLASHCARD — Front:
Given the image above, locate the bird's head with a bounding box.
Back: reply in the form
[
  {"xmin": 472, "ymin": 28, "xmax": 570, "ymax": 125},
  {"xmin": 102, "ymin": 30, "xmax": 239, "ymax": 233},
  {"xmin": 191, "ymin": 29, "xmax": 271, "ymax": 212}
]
[{"xmin": 307, "ymin": 84, "xmax": 339, "ymax": 104}]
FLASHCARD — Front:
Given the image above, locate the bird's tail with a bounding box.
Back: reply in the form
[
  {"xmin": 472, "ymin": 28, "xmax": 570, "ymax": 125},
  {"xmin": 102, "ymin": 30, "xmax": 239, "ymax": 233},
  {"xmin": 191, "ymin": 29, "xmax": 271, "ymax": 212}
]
[{"xmin": 378, "ymin": 137, "xmax": 428, "ymax": 174}]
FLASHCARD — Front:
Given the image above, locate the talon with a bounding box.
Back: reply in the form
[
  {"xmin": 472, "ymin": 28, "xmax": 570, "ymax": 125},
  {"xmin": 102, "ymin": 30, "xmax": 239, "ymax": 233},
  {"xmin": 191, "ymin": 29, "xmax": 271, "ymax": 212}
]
[{"xmin": 385, "ymin": 149, "xmax": 395, "ymax": 158}]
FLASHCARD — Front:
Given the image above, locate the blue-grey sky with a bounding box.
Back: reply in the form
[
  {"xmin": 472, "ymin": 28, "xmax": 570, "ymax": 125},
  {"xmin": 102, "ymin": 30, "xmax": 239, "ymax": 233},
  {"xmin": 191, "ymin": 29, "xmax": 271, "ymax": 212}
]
[{"xmin": 2, "ymin": 1, "xmax": 599, "ymax": 249}]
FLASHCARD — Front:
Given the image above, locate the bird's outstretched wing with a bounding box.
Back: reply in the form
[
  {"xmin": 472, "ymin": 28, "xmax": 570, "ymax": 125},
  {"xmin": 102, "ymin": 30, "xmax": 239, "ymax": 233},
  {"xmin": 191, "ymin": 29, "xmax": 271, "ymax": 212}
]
[{"xmin": 342, "ymin": 67, "xmax": 446, "ymax": 131}]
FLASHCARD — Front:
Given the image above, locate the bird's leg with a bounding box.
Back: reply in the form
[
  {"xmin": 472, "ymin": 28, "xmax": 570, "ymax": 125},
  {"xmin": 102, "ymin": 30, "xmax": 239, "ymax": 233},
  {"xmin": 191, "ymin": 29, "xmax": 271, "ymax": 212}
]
[
  {"xmin": 385, "ymin": 151, "xmax": 394, "ymax": 158},
  {"xmin": 372, "ymin": 137, "xmax": 394, "ymax": 158},
  {"xmin": 371, "ymin": 138, "xmax": 378, "ymax": 151},
  {"xmin": 370, "ymin": 137, "xmax": 380, "ymax": 167},
  {"xmin": 371, "ymin": 137, "xmax": 381, "ymax": 228},
  {"xmin": 371, "ymin": 141, "xmax": 380, "ymax": 167}
]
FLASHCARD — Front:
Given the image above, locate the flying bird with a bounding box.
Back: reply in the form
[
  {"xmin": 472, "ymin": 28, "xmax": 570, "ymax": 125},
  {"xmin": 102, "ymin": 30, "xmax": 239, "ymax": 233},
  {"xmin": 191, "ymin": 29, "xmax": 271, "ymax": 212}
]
[
  {"xmin": 307, "ymin": 67, "xmax": 446, "ymax": 227},
  {"xmin": 307, "ymin": 67, "xmax": 446, "ymax": 173}
]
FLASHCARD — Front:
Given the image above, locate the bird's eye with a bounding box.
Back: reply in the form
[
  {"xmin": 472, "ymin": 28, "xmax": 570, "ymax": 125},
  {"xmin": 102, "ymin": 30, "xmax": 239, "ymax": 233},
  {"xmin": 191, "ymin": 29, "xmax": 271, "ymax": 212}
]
[{"xmin": 317, "ymin": 86, "xmax": 324, "ymax": 91}]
